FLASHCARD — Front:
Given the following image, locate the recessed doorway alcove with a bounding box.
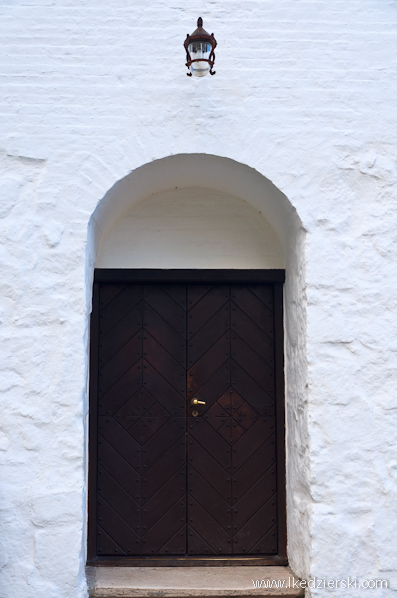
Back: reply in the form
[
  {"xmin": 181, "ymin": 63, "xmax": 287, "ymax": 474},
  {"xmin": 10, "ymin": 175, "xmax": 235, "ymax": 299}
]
[
  {"xmin": 96, "ymin": 186, "xmax": 284, "ymax": 270},
  {"xmin": 85, "ymin": 154, "xmax": 309, "ymax": 578}
]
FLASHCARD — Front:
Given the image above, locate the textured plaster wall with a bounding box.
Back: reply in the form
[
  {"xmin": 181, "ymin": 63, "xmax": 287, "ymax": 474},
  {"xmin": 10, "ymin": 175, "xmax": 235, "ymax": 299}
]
[{"xmin": 0, "ymin": 1, "xmax": 396, "ymax": 598}]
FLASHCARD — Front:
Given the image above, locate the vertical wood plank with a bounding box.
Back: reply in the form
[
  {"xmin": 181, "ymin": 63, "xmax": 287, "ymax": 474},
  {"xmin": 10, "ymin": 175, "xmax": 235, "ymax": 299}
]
[
  {"xmin": 273, "ymin": 282, "xmax": 287, "ymax": 559},
  {"xmin": 88, "ymin": 282, "xmax": 100, "ymax": 561}
]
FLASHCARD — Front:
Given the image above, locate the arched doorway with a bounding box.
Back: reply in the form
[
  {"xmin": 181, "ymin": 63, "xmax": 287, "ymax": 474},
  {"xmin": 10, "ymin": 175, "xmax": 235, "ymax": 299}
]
[{"xmin": 86, "ymin": 155, "xmax": 306, "ymax": 568}]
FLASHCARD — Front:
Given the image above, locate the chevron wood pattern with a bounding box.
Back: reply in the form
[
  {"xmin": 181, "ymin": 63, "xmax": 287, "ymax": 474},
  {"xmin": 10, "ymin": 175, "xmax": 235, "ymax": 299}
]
[
  {"xmin": 186, "ymin": 284, "xmax": 277, "ymax": 555},
  {"xmin": 96, "ymin": 284, "xmax": 186, "ymax": 557},
  {"xmin": 94, "ymin": 282, "xmax": 279, "ymax": 558}
]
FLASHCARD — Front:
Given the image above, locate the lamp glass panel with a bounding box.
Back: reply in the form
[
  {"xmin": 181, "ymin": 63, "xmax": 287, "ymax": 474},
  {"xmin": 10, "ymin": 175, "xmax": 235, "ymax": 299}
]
[{"xmin": 188, "ymin": 41, "xmax": 212, "ymax": 77}]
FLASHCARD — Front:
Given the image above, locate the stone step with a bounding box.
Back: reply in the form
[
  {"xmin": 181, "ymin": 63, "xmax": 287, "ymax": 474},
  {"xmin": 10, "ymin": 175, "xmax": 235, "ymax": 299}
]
[{"xmin": 86, "ymin": 566, "xmax": 304, "ymax": 598}]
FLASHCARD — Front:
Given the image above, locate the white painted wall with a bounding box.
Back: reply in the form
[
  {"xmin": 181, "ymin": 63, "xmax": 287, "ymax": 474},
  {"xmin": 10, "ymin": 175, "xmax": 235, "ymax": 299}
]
[
  {"xmin": 0, "ymin": 1, "xmax": 397, "ymax": 597},
  {"xmin": 96, "ymin": 187, "xmax": 284, "ymax": 269}
]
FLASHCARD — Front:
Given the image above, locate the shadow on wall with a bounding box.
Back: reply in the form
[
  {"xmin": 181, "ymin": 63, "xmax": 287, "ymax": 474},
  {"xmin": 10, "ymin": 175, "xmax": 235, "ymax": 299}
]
[
  {"xmin": 95, "ymin": 186, "xmax": 284, "ymax": 270},
  {"xmin": 85, "ymin": 153, "xmax": 310, "ymax": 578}
]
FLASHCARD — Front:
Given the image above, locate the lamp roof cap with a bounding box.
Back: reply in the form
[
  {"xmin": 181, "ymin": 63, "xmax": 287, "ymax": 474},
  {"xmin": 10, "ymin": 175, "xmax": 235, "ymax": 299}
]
[{"xmin": 192, "ymin": 17, "xmax": 210, "ymax": 36}]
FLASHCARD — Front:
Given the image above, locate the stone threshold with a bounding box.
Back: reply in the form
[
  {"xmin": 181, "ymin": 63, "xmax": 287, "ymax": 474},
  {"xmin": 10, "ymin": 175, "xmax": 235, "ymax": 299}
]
[{"xmin": 86, "ymin": 566, "xmax": 304, "ymax": 598}]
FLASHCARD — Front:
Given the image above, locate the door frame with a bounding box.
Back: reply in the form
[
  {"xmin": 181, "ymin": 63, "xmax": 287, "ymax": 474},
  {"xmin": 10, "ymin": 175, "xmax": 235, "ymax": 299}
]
[{"xmin": 87, "ymin": 269, "xmax": 287, "ymax": 566}]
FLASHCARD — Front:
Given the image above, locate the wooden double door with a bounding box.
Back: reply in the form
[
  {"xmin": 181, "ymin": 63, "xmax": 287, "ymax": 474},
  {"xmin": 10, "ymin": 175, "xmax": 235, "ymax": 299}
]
[{"xmin": 88, "ymin": 271, "xmax": 286, "ymax": 563}]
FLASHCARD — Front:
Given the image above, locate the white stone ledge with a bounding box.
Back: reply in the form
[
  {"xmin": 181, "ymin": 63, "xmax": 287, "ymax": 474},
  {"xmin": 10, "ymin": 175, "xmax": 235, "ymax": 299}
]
[{"xmin": 86, "ymin": 566, "xmax": 304, "ymax": 598}]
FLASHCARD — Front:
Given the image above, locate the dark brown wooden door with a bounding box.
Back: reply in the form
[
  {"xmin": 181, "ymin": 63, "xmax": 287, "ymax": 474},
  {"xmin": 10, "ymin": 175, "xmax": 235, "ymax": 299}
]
[{"xmin": 89, "ymin": 277, "xmax": 284, "ymax": 560}]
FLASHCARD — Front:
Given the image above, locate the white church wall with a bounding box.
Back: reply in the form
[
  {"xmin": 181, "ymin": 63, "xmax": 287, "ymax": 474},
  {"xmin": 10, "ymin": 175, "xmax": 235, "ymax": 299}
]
[{"xmin": 0, "ymin": 1, "xmax": 396, "ymax": 597}]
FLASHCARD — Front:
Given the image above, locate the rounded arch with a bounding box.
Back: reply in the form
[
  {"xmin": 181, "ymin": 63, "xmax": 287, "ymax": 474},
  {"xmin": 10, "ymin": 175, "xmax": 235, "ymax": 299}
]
[
  {"xmin": 85, "ymin": 154, "xmax": 310, "ymax": 577},
  {"xmin": 87, "ymin": 154, "xmax": 299, "ymax": 272}
]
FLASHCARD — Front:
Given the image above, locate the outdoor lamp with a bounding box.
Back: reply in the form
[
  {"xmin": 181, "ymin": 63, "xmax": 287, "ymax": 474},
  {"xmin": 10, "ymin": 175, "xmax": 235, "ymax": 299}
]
[{"xmin": 184, "ymin": 17, "xmax": 217, "ymax": 77}]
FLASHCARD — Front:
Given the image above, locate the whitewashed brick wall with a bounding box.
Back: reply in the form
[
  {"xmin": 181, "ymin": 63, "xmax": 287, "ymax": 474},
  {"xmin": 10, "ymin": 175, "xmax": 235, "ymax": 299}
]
[{"xmin": 0, "ymin": 1, "xmax": 397, "ymax": 597}]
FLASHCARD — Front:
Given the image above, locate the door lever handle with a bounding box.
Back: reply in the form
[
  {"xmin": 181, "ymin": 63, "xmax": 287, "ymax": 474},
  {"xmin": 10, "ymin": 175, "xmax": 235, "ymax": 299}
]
[{"xmin": 191, "ymin": 398, "xmax": 206, "ymax": 405}]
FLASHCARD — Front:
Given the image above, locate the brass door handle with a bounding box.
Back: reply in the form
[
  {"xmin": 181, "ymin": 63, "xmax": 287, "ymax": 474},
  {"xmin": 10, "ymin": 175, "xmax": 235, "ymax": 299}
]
[{"xmin": 191, "ymin": 398, "xmax": 206, "ymax": 406}]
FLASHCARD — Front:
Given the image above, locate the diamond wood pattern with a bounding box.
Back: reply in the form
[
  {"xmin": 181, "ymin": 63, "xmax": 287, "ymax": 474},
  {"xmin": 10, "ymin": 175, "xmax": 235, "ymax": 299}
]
[{"xmin": 94, "ymin": 282, "xmax": 279, "ymax": 558}]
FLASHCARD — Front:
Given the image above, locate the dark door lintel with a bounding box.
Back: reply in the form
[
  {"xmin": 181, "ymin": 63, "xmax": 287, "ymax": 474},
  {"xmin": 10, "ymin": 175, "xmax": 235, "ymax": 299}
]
[{"xmin": 94, "ymin": 269, "xmax": 285, "ymax": 284}]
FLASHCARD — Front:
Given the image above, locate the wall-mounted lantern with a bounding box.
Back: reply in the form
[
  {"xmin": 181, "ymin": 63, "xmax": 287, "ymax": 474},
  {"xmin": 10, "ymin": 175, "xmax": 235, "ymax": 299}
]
[{"xmin": 184, "ymin": 17, "xmax": 217, "ymax": 77}]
